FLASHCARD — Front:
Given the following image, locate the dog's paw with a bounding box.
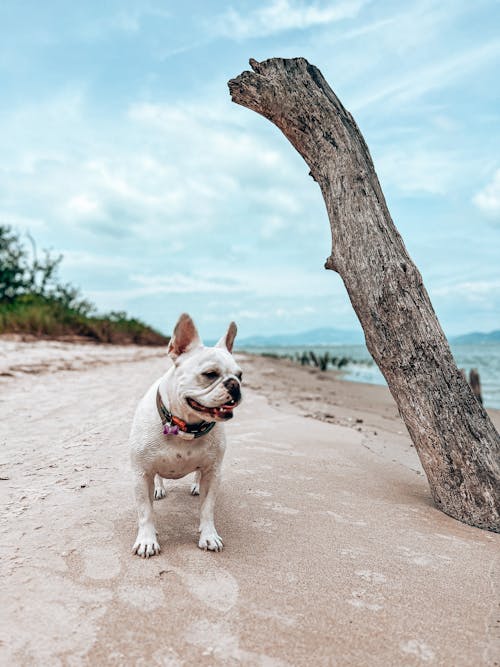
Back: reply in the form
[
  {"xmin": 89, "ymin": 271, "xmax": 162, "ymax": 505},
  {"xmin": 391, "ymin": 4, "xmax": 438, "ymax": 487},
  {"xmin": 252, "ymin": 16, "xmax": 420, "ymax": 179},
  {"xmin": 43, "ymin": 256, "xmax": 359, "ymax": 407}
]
[
  {"xmin": 198, "ymin": 531, "xmax": 224, "ymax": 552},
  {"xmin": 132, "ymin": 530, "xmax": 161, "ymax": 558},
  {"xmin": 154, "ymin": 486, "xmax": 166, "ymax": 500},
  {"xmin": 190, "ymin": 482, "xmax": 200, "ymax": 496}
]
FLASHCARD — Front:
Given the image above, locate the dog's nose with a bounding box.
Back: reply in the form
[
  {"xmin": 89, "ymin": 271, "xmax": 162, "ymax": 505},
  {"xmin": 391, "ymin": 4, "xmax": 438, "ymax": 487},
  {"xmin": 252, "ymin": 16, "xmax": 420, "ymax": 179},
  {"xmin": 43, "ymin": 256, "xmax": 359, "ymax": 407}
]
[{"xmin": 224, "ymin": 378, "xmax": 241, "ymax": 401}]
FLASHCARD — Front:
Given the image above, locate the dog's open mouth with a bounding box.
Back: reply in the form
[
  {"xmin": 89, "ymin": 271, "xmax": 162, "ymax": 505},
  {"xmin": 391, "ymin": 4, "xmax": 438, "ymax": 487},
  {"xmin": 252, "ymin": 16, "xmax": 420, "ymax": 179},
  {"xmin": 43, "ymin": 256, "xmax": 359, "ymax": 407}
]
[{"xmin": 186, "ymin": 396, "xmax": 237, "ymax": 420}]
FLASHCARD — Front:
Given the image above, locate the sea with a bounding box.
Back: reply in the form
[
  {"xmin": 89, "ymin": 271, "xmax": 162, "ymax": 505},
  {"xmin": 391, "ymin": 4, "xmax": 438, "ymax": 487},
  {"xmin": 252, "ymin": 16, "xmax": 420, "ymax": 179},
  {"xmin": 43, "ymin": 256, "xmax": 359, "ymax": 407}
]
[{"xmin": 238, "ymin": 342, "xmax": 500, "ymax": 410}]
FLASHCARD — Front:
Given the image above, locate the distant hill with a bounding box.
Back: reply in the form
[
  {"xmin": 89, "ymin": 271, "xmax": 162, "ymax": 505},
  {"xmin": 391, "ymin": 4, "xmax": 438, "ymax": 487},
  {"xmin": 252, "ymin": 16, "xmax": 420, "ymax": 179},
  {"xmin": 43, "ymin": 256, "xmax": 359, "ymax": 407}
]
[
  {"xmin": 229, "ymin": 326, "xmax": 500, "ymax": 348},
  {"xmin": 450, "ymin": 330, "xmax": 500, "ymax": 345},
  {"xmin": 236, "ymin": 327, "xmax": 365, "ymax": 347}
]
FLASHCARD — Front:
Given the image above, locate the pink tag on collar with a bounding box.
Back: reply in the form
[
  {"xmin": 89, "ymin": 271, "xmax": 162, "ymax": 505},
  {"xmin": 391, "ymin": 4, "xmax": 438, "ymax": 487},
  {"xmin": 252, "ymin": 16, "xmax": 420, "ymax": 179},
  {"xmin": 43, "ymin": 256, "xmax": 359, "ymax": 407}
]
[{"xmin": 163, "ymin": 424, "xmax": 179, "ymax": 435}]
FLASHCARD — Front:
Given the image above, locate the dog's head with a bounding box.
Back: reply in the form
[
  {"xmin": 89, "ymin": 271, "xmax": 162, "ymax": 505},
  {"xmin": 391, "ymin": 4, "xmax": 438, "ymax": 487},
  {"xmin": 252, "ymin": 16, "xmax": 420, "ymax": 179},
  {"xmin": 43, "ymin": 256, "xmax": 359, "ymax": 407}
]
[{"xmin": 167, "ymin": 313, "xmax": 242, "ymax": 422}]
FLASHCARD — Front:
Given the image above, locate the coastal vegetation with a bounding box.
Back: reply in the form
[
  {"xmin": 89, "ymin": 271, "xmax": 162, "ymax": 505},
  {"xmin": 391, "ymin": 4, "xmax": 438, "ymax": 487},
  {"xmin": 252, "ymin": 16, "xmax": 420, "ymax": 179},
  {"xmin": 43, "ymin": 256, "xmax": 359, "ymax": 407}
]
[
  {"xmin": 0, "ymin": 225, "xmax": 168, "ymax": 345},
  {"xmin": 261, "ymin": 350, "xmax": 351, "ymax": 371}
]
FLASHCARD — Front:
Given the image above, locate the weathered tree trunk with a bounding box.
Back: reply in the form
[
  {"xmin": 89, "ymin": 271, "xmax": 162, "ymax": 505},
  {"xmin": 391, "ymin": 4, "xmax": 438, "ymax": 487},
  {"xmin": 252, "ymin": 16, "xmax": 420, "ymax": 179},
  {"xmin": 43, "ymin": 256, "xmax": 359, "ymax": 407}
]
[{"xmin": 228, "ymin": 57, "xmax": 500, "ymax": 532}]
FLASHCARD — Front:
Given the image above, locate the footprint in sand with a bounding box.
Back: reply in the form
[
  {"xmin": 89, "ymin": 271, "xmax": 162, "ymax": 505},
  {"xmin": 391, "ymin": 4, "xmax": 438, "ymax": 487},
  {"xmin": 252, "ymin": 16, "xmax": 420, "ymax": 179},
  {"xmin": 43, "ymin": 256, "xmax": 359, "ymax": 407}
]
[
  {"xmin": 247, "ymin": 489, "xmax": 273, "ymax": 497},
  {"xmin": 117, "ymin": 583, "xmax": 165, "ymax": 611},
  {"xmin": 149, "ymin": 648, "xmax": 183, "ymax": 666},
  {"xmin": 340, "ymin": 546, "xmax": 368, "ymax": 560},
  {"xmin": 82, "ymin": 544, "xmax": 121, "ymax": 580},
  {"xmin": 396, "ymin": 545, "xmax": 451, "ymax": 568},
  {"xmin": 400, "ymin": 639, "xmax": 435, "ymax": 662},
  {"xmin": 355, "ymin": 570, "xmax": 388, "ymax": 585},
  {"xmin": 347, "ymin": 589, "xmax": 384, "ymax": 612},
  {"xmin": 252, "ymin": 517, "xmax": 275, "ymax": 533},
  {"xmin": 186, "ymin": 619, "xmax": 287, "ymax": 666},
  {"xmin": 266, "ymin": 502, "xmax": 299, "ymax": 515},
  {"xmin": 170, "ymin": 553, "xmax": 239, "ymax": 612},
  {"xmin": 326, "ymin": 510, "xmax": 367, "ymax": 527}
]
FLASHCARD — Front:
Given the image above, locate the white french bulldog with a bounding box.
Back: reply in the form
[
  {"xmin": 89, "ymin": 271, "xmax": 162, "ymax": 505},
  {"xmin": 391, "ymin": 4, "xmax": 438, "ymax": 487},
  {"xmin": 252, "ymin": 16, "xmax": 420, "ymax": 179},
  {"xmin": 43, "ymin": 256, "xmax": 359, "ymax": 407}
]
[{"xmin": 129, "ymin": 313, "xmax": 242, "ymax": 557}]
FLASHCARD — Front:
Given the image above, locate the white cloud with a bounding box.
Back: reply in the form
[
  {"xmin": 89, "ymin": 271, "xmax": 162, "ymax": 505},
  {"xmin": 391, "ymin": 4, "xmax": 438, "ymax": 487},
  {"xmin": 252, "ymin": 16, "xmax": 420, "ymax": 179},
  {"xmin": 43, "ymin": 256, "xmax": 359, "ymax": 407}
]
[
  {"xmin": 128, "ymin": 273, "xmax": 244, "ymax": 295},
  {"xmin": 66, "ymin": 194, "xmax": 102, "ymax": 219},
  {"xmin": 126, "ymin": 99, "xmax": 319, "ymax": 236},
  {"xmin": 376, "ymin": 147, "xmax": 461, "ymax": 195},
  {"xmin": 0, "ymin": 86, "xmax": 324, "ymax": 279},
  {"xmin": 0, "ymin": 92, "xmax": 292, "ymax": 240},
  {"xmin": 61, "ymin": 250, "xmax": 132, "ymax": 270},
  {"xmin": 260, "ymin": 214, "xmax": 287, "ymax": 239},
  {"xmin": 351, "ymin": 40, "xmax": 500, "ymax": 111},
  {"xmin": 212, "ymin": 0, "xmax": 366, "ymax": 39},
  {"xmin": 128, "ymin": 101, "xmax": 284, "ymax": 170},
  {"xmin": 473, "ymin": 169, "xmax": 500, "ymax": 219},
  {"xmin": 0, "ymin": 212, "xmax": 46, "ymax": 232},
  {"xmin": 79, "ymin": 4, "xmax": 170, "ymax": 40},
  {"xmin": 432, "ymin": 279, "xmax": 500, "ymax": 306},
  {"xmin": 275, "ymin": 305, "xmax": 316, "ymax": 318},
  {"xmin": 87, "ymin": 263, "xmax": 340, "ymax": 309}
]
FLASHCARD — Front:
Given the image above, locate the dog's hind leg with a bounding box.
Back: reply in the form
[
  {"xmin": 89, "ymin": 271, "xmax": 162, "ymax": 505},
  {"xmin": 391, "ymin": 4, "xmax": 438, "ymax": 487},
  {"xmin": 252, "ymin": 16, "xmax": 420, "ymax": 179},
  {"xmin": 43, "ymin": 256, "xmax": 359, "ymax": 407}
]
[
  {"xmin": 154, "ymin": 473, "xmax": 167, "ymax": 500},
  {"xmin": 190, "ymin": 470, "xmax": 201, "ymax": 496}
]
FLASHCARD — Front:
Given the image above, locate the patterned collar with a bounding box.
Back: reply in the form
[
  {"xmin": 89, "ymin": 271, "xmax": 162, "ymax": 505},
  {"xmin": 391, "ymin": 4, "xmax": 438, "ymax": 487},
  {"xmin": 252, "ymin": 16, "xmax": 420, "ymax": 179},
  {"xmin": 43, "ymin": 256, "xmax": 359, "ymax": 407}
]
[{"xmin": 156, "ymin": 388, "xmax": 216, "ymax": 439}]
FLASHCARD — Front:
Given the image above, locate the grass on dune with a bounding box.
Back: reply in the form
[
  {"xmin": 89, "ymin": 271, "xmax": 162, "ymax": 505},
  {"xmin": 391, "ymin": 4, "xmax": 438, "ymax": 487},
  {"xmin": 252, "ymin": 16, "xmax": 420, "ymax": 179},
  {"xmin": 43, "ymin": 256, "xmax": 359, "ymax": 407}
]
[
  {"xmin": 0, "ymin": 225, "xmax": 169, "ymax": 346},
  {"xmin": 0, "ymin": 295, "xmax": 168, "ymax": 345}
]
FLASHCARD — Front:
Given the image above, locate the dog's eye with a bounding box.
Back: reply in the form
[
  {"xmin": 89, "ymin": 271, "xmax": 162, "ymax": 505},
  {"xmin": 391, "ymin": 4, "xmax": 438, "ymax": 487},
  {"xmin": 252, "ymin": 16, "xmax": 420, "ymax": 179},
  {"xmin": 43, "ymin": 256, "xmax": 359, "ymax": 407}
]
[{"xmin": 202, "ymin": 370, "xmax": 219, "ymax": 381}]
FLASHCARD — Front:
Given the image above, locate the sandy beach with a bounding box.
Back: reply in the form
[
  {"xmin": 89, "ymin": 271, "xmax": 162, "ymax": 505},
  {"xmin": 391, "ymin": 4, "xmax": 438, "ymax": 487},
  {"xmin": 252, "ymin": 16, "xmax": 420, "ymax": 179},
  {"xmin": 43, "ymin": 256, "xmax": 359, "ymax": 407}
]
[{"xmin": 0, "ymin": 339, "xmax": 498, "ymax": 666}]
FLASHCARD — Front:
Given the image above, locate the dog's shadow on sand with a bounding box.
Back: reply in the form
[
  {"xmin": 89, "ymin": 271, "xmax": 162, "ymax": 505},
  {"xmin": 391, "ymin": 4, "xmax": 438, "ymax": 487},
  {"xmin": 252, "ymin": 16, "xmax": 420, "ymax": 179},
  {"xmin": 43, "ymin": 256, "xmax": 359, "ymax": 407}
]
[
  {"xmin": 151, "ymin": 483, "xmax": 201, "ymax": 547},
  {"xmin": 121, "ymin": 481, "xmax": 243, "ymax": 555}
]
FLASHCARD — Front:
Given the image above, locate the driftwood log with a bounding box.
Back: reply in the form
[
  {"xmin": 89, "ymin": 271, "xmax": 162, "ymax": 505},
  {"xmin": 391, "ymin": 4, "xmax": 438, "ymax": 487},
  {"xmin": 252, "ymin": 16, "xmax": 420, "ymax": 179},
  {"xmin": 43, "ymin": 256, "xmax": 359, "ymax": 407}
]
[{"xmin": 228, "ymin": 58, "xmax": 500, "ymax": 532}]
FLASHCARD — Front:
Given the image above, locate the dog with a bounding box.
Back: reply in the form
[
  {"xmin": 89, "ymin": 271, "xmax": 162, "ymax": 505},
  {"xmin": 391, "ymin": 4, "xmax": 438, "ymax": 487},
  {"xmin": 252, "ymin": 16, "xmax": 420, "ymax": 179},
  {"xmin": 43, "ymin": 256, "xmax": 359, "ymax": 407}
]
[{"xmin": 129, "ymin": 313, "xmax": 242, "ymax": 557}]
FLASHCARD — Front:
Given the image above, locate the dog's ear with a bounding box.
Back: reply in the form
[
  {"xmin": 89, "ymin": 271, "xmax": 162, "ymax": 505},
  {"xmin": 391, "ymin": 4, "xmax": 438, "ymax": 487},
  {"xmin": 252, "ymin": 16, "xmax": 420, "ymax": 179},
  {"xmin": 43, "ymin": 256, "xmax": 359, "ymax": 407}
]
[
  {"xmin": 216, "ymin": 321, "xmax": 237, "ymax": 354},
  {"xmin": 167, "ymin": 313, "xmax": 202, "ymax": 360}
]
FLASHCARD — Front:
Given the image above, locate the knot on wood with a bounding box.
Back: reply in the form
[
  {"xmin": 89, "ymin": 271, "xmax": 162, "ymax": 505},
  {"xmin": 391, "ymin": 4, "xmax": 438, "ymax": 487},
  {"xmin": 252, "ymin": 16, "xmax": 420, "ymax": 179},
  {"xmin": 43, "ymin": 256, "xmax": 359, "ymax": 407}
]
[
  {"xmin": 249, "ymin": 58, "xmax": 261, "ymax": 72},
  {"xmin": 324, "ymin": 256, "xmax": 338, "ymax": 272}
]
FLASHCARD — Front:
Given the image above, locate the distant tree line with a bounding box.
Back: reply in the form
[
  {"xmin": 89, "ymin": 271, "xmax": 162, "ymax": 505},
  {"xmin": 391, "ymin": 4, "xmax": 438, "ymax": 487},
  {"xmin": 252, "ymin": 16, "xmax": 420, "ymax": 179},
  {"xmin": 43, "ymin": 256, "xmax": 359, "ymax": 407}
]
[{"xmin": 0, "ymin": 224, "xmax": 92, "ymax": 313}]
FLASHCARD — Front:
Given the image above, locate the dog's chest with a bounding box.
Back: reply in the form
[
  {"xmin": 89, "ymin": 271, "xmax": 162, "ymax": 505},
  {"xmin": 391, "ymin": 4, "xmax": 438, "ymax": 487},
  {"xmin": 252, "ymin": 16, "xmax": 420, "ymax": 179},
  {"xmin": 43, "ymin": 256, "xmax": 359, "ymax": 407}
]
[{"xmin": 151, "ymin": 439, "xmax": 215, "ymax": 479}]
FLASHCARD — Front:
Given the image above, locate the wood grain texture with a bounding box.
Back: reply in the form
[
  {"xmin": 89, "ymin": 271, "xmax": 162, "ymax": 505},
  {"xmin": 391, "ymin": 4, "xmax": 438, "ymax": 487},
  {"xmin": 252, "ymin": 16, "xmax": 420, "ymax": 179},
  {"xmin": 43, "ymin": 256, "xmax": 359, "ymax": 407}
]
[{"xmin": 228, "ymin": 57, "xmax": 500, "ymax": 532}]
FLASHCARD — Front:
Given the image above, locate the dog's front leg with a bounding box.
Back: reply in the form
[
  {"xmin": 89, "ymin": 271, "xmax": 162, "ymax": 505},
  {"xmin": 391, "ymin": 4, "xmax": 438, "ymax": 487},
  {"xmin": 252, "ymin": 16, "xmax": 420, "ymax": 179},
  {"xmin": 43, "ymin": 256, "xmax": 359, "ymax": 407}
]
[
  {"xmin": 198, "ymin": 466, "xmax": 223, "ymax": 552},
  {"xmin": 132, "ymin": 470, "xmax": 160, "ymax": 558}
]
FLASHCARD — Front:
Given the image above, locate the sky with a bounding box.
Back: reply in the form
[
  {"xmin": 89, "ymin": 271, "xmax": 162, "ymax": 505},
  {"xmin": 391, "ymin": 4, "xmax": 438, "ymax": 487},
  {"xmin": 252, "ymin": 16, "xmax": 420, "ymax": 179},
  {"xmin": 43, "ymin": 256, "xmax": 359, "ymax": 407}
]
[{"xmin": 1, "ymin": 0, "xmax": 499, "ymax": 340}]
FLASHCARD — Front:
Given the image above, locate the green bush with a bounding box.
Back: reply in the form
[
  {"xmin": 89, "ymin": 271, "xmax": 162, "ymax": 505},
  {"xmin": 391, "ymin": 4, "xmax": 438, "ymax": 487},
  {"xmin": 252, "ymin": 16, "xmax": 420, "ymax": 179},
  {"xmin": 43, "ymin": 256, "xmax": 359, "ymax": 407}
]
[{"xmin": 0, "ymin": 226, "xmax": 168, "ymax": 345}]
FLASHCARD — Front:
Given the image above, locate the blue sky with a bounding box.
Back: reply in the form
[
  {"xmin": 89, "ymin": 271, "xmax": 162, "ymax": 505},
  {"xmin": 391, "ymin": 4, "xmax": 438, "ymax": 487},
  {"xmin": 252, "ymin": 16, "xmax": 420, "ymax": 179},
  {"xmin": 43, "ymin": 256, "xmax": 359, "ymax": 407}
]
[{"xmin": 1, "ymin": 0, "xmax": 499, "ymax": 339}]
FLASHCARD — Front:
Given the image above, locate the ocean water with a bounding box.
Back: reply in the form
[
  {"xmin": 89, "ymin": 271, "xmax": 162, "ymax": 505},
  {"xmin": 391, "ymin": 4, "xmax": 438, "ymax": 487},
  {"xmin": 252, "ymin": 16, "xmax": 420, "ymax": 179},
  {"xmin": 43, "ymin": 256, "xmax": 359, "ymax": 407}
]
[{"xmin": 239, "ymin": 342, "xmax": 500, "ymax": 410}]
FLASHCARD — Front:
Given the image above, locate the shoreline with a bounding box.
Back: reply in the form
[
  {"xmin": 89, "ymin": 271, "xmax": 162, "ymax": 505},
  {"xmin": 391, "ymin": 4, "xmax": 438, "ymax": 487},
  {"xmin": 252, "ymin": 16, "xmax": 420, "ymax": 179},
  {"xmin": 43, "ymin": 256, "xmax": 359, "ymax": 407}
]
[
  {"xmin": 238, "ymin": 341, "xmax": 500, "ymax": 411},
  {"xmin": 236, "ymin": 351, "xmax": 500, "ymax": 434},
  {"xmin": 1, "ymin": 337, "xmax": 498, "ymax": 430}
]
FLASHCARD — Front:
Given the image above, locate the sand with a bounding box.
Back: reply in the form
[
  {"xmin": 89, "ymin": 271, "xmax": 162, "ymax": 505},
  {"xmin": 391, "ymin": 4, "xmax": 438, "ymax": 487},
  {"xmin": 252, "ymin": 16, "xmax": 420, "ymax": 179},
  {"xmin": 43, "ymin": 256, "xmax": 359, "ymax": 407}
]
[{"xmin": 0, "ymin": 339, "xmax": 498, "ymax": 666}]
